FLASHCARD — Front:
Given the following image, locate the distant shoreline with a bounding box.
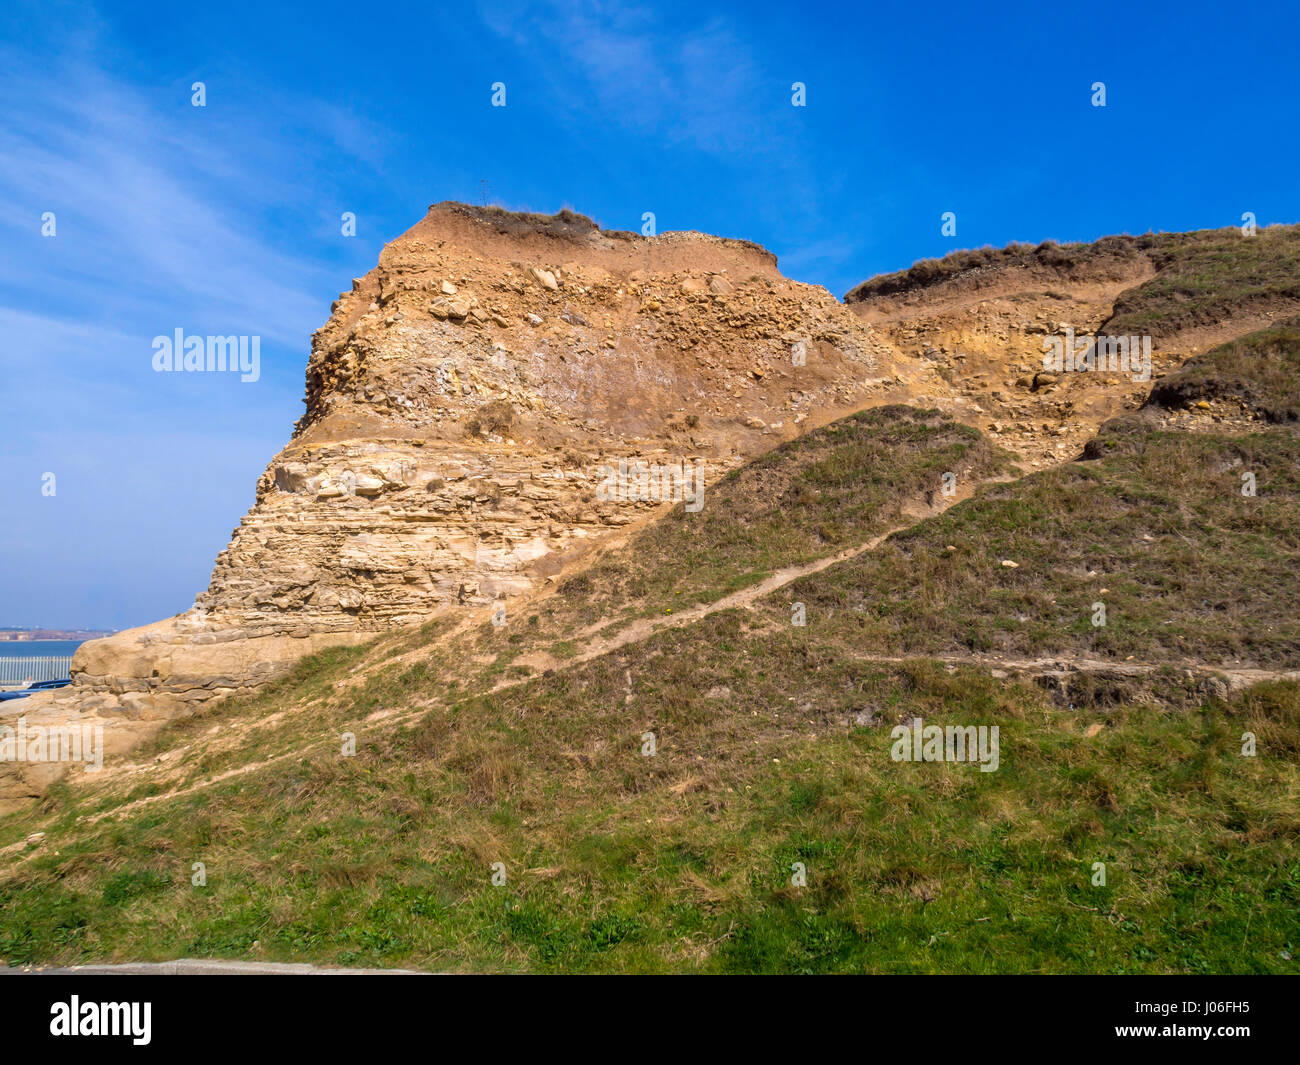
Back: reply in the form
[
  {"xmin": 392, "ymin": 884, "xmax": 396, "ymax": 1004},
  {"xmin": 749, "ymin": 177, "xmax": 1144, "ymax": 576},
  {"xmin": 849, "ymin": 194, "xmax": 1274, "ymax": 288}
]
[{"xmin": 0, "ymin": 629, "xmax": 114, "ymax": 642}]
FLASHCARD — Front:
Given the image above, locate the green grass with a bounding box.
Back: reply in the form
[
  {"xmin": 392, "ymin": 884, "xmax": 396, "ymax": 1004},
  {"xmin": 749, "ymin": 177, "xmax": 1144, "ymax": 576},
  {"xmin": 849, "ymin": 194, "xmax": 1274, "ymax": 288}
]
[
  {"xmin": 0, "ymin": 629, "xmax": 1295, "ymax": 973},
  {"xmin": 1140, "ymin": 315, "xmax": 1300, "ymax": 422},
  {"xmin": 774, "ymin": 321, "xmax": 1300, "ymax": 670},
  {"xmin": 554, "ymin": 405, "xmax": 1009, "ymax": 626},
  {"xmin": 1104, "ymin": 226, "xmax": 1300, "ymax": 339},
  {"xmin": 1, "ymin": 392, "xmax": 1297, "ymax": 974},
  {"xmin": 847, "ymin": 224, "xmax": 1300, "ymax": 344},
  {"xmin": 771, "ymin": 426, "xmax": 1300, "ymax": 667}
]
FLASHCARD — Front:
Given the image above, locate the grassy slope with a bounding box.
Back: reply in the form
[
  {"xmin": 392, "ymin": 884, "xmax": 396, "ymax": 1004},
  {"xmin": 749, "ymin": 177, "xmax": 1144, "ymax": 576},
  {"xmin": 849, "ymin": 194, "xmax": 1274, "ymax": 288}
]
[
  {"xmin": 846, "ymin": 224, "xmax": 1300, "ymax": 343},
  {"xmin": 552, "ymin": 404, "xmax": 1007, "ymax": 628},
  {"xmin": 773, "ymin": 429, "xmax": 1300, "ymax": 666},
  {"xmin": 766, "ymin": 322, "xmax": 1300, "ymax": 668},
  {"xmin": 1140, "ymin": 315, "xmax": 1300, "ymax": 422},
  {"xmin": 0, "ymin": 397, "xmax": 1296, "ymax": 973},
  {"xmin": 0, "ymin": 626, "xmax": 1295, "ymax": 973},
  {"xmin": 1104, "ymin": 227, "xmax": 1300, "ymax": 339}
]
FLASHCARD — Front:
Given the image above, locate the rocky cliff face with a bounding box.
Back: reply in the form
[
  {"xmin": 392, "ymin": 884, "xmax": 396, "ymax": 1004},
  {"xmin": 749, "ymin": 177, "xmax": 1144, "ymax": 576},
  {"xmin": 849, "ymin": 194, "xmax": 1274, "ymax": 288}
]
[
  {"xmin": 194, "ymin": 203, "xmax": 892, "ymax": 634},
  {"xmin": 3, "ymin": 204, "xmax": 902, "ymax": 810},
  {"xmin": 9, "ymin": 209, "xmax": 1269, "ymax": 811}
]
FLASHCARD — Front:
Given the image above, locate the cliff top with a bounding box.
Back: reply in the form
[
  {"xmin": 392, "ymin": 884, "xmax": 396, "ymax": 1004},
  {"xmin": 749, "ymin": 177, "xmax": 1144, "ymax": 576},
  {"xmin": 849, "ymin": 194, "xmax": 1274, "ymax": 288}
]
[{"xmin": 395, "ymin": 201, "xmax": 782, "ymax": 278}]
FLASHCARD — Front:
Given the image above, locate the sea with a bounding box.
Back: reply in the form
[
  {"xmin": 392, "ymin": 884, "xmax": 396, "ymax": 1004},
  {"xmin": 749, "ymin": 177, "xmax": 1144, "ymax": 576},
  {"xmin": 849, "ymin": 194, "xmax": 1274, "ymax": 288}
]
[{"xmin": 0, "ymin": 640, "xmax": 85, "ymax": 658}]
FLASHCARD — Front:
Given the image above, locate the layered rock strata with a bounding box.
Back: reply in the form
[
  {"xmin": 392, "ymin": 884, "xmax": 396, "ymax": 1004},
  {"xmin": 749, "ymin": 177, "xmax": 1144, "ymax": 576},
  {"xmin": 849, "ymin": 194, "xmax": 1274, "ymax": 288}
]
[{"xmin": 3, "ymin": 204, "xmax": 897, "ymax": 808}]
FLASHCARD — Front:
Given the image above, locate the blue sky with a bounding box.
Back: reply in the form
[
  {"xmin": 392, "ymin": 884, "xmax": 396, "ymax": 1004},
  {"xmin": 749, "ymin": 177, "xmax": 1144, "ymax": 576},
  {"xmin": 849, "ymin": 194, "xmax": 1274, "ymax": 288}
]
[{"xmin": 2, "ymin": 0, "xmax": 1297, "ymax": 630}]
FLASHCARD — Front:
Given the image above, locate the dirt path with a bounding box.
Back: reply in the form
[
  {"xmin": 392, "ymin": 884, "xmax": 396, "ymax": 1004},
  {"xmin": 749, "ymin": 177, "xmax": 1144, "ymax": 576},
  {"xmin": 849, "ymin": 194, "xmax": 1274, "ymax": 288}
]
[
  {"xmin": 34, "ymin": 639, "xmax": 1294, "ymax": 841},
  {"xmin": 6, "ymin": 475, "xmax": 1294, "ymax": 844},
  {"xmin": 838, "ymin": 651, "xmax": 1300, "ymax": 693},
  {"xmin": 514, "ymin": 480, "xmax": 997, "ymax": 677},
  {"xmin": 564, "ymin": 530, "xmax": 897, "ymax": 665}
]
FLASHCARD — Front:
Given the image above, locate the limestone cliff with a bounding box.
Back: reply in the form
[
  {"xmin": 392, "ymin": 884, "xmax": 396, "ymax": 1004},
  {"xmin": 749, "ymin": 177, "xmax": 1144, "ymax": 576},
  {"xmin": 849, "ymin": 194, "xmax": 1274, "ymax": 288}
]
[
  {"xmin": 3, "ymin": 204, "xmax": 900, "ymax": 809},
  {"xmin": 12, "ymin": 209, "xmax": 1275, "ymax": 811},
  {"xmin": 195, "ymin": 202, "xmax": 891, "ymax": 634}
]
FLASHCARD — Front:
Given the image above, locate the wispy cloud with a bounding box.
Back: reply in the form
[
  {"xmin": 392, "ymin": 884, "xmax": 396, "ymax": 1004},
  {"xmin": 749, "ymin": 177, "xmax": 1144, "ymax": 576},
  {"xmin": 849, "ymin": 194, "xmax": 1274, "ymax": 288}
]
[
  {"xmin": 0, "ymin": 65, "xmax": 331, "ymax": 346},
  {"xmin": 478, "ymin": 0, "xmax": 772, "ymax": 156},
  {"xmin": 473, "ymin": 0, "xmax": 844, "ymax": 282},
  {"xmin": 0, "ymin": 11, "xmax": 390, "ymax": 627}
]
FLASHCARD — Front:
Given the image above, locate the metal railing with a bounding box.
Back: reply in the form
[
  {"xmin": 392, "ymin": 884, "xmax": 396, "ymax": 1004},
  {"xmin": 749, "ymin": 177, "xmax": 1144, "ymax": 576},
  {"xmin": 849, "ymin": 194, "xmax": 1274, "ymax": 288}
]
[{"xmin": 0, "ymin": 656, "xmax": 74, "ymax": 685}]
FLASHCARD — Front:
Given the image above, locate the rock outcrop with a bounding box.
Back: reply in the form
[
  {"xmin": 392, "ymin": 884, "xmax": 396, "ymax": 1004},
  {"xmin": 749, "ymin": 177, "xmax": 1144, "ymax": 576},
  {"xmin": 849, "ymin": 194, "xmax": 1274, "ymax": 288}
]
[
  {"xmin": 196, "ymin": 202, "xmax": 891, "ymax": 632},
  {"xmin": 3, "ymin": 204, "xmax": 899, "ymax": 808},
  {"xmin": 12, "ymin": 210, "xmax": 1287, "ymax": 811}
]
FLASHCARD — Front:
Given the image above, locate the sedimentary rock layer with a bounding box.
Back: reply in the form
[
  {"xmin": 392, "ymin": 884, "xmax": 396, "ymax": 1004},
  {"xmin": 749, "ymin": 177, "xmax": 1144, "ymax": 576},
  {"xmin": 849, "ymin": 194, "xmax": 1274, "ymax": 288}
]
[
  {"xmin": 1, "ymin": 203, "xmax": 895, "ymax": 811},
  {"xmin": 196, "ymin": 202, "xmax": 890, "ymax": 633}
]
